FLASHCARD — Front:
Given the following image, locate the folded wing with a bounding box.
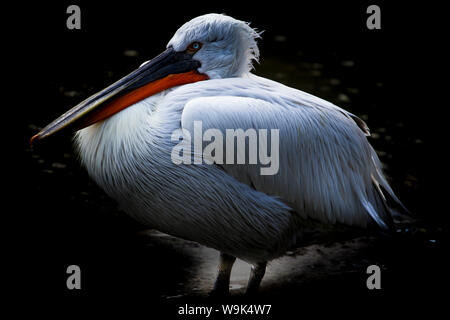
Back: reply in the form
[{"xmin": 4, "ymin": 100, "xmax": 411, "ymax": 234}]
[{"xmin": 180, "ymin": 75, "xmax": 404, "ymax": 229}]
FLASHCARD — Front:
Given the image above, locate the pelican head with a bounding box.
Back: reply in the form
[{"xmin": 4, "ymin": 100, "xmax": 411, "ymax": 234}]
[
  {"xmin": 168, "ymin": 13, "xmax": 261, "ymax": 79},
  {"xmin": 30, "ymin": 13, "xmax": 260, "ymax": 144}
]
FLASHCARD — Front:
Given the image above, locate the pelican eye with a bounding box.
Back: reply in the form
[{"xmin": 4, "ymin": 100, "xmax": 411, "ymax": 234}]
[{"xmin": 186, "ymin": 42, "xmax": 202, "ymax": 54}]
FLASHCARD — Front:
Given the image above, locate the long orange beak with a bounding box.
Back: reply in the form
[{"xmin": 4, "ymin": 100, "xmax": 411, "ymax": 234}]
[{"xmin": 30, "ymin": 47, "xmax": 208, "ymax": 145}]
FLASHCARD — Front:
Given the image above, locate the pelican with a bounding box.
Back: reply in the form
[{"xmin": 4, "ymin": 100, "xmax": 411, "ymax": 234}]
[{"xmin": 31, "ymin": 14, "xmax": 406, "ymax": 295}]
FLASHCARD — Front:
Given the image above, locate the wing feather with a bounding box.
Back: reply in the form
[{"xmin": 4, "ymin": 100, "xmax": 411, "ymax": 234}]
[{"xmin": 179, "ymin": 75, "xmax": 401, "ymax": 229}]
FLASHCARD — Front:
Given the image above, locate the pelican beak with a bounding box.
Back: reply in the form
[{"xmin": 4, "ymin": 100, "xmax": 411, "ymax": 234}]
[{"xmin": 30, "ymin": 47, "xmax": 208, "ymax": 145}]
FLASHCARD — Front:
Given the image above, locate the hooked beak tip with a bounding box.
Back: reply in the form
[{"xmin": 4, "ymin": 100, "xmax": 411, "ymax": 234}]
[{"xmin": 29, "ymin": 133, "xmax": 41, "ymax": 147}]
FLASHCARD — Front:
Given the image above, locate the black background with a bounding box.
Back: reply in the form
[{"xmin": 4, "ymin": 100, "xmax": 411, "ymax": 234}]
[{"xmin": 7, "ymin": 0, "xmax": 448, "ymax": 317}]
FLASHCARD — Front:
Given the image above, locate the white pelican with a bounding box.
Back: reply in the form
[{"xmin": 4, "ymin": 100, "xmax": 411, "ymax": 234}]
[{"xmin": 31, "ymin": 13, "xmax": 406, "ymax": 295}]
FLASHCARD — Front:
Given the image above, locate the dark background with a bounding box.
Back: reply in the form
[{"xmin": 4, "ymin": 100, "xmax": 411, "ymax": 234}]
[{"xmin": 7, "ymin": 0, "xmax": 448, "ymax": 317}]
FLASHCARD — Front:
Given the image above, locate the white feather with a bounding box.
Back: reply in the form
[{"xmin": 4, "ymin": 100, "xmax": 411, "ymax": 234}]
[{"xmin": 179, "ymin": 74, "xmax": 392, "ymax": 228}]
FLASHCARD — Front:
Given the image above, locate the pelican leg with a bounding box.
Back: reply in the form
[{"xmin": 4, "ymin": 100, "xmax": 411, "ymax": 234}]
[
  {"xmin": 210, "ymin": 252, "xmax": 236, "ymax": 297},
  {"xmin": 245, "ymin": 261, "xmax": 267, "ymax": 295}
]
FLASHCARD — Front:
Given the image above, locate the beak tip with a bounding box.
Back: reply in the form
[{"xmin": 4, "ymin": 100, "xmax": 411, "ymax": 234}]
[{"xmin": 29, "ymin": 133, "xmax": 41, "ymax": 147}]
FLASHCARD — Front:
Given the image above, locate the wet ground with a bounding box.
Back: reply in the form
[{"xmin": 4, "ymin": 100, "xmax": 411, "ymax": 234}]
[{"xmin": 14, "ymin": 3, "xmax": 448, "ymax": 318}]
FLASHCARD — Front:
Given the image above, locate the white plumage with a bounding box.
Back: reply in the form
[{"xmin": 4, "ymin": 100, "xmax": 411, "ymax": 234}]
[{"xmin": 71, "ymin": 13, "xmax": 404, "ymax": 293}]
